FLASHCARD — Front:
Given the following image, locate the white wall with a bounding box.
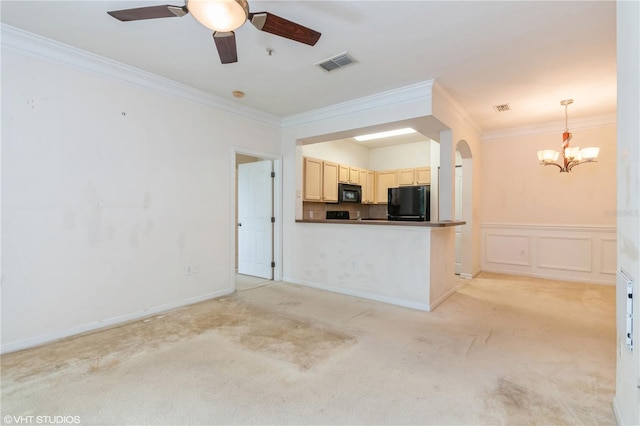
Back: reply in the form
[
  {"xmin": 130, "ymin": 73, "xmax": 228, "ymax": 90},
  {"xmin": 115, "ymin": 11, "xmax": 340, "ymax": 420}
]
[
  {"xmin": 368, "ymin": 141, "xmax": 431, "ymax": 170},
  {"xmin": 479, "ymin": 124, "xmax": 617, "ymax": 284},
  {"xmin": 302, "ymin": 140, "xmax": 369, "ymax": 168},
  {"xmin": 614, "ymin": 0, "xmax": 640, "ymax": 423},
  {"xmin": 1, "ymin": 30, "xmax": 282, "ymax": 352},
  {"xmin": 302, "ymin": 139, "xmax": 431, "ymax": 171},
  {"xmin": 431, "ymin": 85, "xmax": 483, "ymax": 277},
  {"xmin": 481, "ymin": 125, "xmax": 617, "ymax": 225}
]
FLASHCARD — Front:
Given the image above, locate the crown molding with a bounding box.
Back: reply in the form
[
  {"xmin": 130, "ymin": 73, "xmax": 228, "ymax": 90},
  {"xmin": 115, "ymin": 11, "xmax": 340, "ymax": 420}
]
[
  {"xmin": 0, "ymin": 24, "xmax": 281, "ymax": 128},
  {"xmin": 282, "ymin": 80, "xmax": 435, "ymax": 128},
  {"xmin": 481, "ymin": 113, "xmax": 617, "ymax": 141},
  {"xmin": 431, "ymin": 82, "xmax": 482, "ymax": 136}
]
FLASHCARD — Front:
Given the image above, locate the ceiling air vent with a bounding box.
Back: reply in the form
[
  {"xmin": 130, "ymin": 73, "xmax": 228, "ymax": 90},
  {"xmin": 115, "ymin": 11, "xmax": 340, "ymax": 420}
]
[
  {"xmin": 316, "ymin": 52, "xmax": 358, "ymax": 72},
  {"xmin": 493, "ymin": 103, "xmax": 511, "ymax": 112}
]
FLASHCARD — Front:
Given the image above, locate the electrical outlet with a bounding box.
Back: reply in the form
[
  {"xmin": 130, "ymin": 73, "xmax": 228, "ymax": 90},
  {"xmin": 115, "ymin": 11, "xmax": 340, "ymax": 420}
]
[{"xmin": 185, "ymin": 264, "xmax": 200, "ymax": 276}]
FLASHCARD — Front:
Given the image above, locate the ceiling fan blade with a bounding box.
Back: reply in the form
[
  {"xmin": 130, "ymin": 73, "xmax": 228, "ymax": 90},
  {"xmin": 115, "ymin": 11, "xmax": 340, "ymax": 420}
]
[
  {"xmin": 213, "ymin": 32, "xmax": 238, "ymax": 64},
  {"xmin": 250, "ymin": 12, "xmax": 321, "ymax": 46},
  {"xmin": 107, "ymin": 5, "xmax": 188, "ymax": 21}
]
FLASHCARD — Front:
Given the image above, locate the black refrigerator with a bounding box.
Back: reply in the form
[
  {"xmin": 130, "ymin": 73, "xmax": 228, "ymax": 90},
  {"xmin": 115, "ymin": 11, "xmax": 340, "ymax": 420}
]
[{"xmin": 388, "ymin": 185, "xmax": 430, "ymax": 221}]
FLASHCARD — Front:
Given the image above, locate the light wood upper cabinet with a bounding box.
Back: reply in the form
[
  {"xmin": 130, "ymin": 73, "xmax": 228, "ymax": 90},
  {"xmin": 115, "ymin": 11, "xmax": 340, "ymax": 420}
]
[
  {"xmin": 304, "ymin": 156, "xmax": 428, "ymax": 204},
  {"xmin": 360, "ymin": 169, "xmax": 375, "ymax": 204},
  {"xmin": 303, "ymin": 157, "xmax": 323, "ymax": 201},
  {"xmin": 349, "ymin": 167, "xmax": 360, "ymax": 184},
  {"xmin": 339, "ymin": 165, "xmax": 361, "ymax": 184},
  {"xmin": 375, "ymin": 170, "xmax": 398, "ymax": 204},
  {"xmin": 303, "ymin": 157, "xmax": 338, "ymax": 202},
  {"xmin": 415, "ymin": 167, "xmax": 431, "ymax": 184},
  {"xmin": 398, "ymin": 168, "xmax": 415, "ymax": 186},
  {"xmin": 322, "ymin": 161, "xmax": 339, "ymax": 202},
  {"xmin": 399, "ymin": 167, "xmax": 431, "ymax": 186},
  {"xmin": 338, "ymin": 164, "xmax": 350, "ymax": 183}
]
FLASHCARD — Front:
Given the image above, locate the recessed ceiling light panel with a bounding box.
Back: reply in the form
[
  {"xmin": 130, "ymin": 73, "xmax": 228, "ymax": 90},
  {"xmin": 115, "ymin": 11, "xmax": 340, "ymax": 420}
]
[{"xmin": 354, "ymin": 128, "xmax": 417, "ymax": 142}]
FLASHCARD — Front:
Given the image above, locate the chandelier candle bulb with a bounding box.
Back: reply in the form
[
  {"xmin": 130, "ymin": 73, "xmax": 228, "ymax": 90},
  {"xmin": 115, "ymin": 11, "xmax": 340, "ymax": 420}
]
[
  {"xmin": 581, "ymin": 147, "xmax": 600, "ymax": 161},
  {"xmin": 538, "ymin": 149, "xmax": 560, "ymax": 164},
  {"xmin": 565, "ymin": 146, "xmax": 581, "ymax": 160}
]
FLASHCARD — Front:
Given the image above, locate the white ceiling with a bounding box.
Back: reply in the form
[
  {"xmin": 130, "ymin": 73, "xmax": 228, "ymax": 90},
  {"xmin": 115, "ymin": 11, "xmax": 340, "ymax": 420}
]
[{"xmin": 1, "ymin": 1, "xmax": 617, "ymax": 134}]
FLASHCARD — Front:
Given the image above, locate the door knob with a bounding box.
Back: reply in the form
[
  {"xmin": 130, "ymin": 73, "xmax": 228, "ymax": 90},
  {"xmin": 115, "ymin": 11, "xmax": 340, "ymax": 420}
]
[{"xmin": 238, "ymin": 223, "xmax": 242, "ymax": 226}]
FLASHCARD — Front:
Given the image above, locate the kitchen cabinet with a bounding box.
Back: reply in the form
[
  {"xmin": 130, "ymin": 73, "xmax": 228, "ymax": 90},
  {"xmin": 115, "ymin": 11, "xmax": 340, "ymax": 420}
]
[
  {"xmin": 360, "ymin": 169, "xmax": 375, "ymax": 204},
  {"xmin": 399, "ymin": 167, "xmax": 431, "ymax": 186},
  {"xmin": 323, "ymin": 162, "xmax": 339, "ymax": 202},
  {"xmin": 375, "ymin": 170, "xmax": 398, "ymax": 203},
  {"xmin": 398, "ymin": 168, "xmax": 415, "ymax": 186},
  {"xmin": 339, "ymin": 165, "xmax": 361, "ymax": 184},
  {"xmin": 416, "ymin": 167, "xmax": 431, "ymax": 184},
  {"xmin": 304, "ymin": 157, "xmax": 339, "ymax": 202},
  {"xmin": 304, "ymin": 157, "xmax": 429, "ymax": 204}
]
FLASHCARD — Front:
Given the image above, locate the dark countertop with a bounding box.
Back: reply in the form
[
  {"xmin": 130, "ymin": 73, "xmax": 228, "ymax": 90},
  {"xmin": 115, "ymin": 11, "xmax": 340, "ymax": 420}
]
[{"xmin": 296, "ymin": 219, "xmax": 466, "ymax": 227}]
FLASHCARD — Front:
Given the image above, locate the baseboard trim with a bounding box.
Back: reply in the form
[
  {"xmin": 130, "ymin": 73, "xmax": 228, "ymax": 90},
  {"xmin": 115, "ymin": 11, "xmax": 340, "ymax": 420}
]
[
  {"xmin": 612, "ymin": 399, "xmax": 621, "ymax": 426},
  {"xmin": 1, "ymin": 288, "xmax": 234, "ymax": 354},
  {"xmin": 429, "ymin": 284, "xmax": 462, "ymax": 311},
  {"xmin": 282, "ymin": 276, "xmax": 432, "ymax": 312}
]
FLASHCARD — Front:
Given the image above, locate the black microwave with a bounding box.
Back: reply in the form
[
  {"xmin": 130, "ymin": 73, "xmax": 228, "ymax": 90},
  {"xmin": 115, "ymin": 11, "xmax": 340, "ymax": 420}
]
[{"xmin": 338, "ymin": 183, "xmax": 362, "ymax": 203}]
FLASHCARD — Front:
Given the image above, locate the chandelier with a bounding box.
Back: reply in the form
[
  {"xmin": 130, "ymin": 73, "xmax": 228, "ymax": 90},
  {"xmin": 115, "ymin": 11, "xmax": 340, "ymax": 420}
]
[{"xmin": 537, "ymin": 99, "xmax": 600, "ymax": 172}]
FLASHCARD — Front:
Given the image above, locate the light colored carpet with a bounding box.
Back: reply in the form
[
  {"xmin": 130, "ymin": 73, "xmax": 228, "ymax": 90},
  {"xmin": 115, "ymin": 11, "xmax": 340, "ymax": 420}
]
[
  {"xmin": 235, "ymin": 273, "xmax": 273, "ymax": 291},
  {"xmin": 1, "ymin": 273, "xmax": 616, "ymax": 425}
]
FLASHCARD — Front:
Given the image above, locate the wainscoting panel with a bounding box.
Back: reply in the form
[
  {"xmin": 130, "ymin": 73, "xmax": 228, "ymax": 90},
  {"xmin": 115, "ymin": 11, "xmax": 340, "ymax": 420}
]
[
  {"xmin": 600, "ymin": 238, "xmax": 617, "ymax": 275},
  {"xmin": 481, "ymin": 224, "xmax": 616, "ymax": 285},
  {"xmin": 538, "ymin": 236, "xmax": 592, "ymax": 272},
  {"xmin": 485, "ymin": 234, "xmax": 531, "ymax": 266}
]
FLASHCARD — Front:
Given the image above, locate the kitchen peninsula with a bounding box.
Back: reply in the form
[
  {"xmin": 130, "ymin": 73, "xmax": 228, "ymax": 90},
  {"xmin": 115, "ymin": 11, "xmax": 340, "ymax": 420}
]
[
  {"xmin": 294, "ymin": 141, "xmax": 466, "ymax": 311},
  {"xmin": 292, "ymin": 217, "xmax": 465, "ymax": 312},
  {"xmin": 297, "ymin": 217, "xmax": 464, "ymax": 227}
]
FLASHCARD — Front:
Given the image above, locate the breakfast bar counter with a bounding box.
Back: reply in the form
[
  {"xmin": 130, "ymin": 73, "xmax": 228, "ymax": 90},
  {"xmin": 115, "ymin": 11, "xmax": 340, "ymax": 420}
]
[
  {"xmin": 286, "ymin": 219, "xmax": 466, "ymax": 312},
  {"xmin": 295, "ymin": 219, "xmax": 465, "ymax": 227}
]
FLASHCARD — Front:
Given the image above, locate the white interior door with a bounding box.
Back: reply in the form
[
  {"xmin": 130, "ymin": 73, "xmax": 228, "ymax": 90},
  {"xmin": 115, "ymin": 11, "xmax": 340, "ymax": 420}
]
[
  {"xmin": 454, "ymin": 166, "xmax": 463, "ymax": 275},
  {"xmin": 238, "ymin": 160, "xmax": 273, "ymax": 279}
]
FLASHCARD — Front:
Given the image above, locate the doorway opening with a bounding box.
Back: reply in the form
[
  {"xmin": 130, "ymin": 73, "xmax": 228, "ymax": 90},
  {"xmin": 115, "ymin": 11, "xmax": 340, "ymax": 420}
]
[
  {"xmin": 234, "ymin": 151, "xmax": 282, "ymax": 291},
  {"xmin": 454, "ymin": 140, "xmax": 473, "ymax": 278}
]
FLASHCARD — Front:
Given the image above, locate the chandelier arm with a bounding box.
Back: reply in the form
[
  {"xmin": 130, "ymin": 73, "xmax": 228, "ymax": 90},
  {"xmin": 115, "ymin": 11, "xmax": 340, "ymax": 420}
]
[{"xmin": 544, "ymin": 162, "xmax": 565, "ymax": 172}]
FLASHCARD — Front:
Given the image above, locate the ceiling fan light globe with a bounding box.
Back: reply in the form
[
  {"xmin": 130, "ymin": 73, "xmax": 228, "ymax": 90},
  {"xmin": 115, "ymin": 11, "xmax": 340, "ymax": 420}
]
[{"xmin": 188, "ymin": 0, "xmax": 249, "ymax": 32}]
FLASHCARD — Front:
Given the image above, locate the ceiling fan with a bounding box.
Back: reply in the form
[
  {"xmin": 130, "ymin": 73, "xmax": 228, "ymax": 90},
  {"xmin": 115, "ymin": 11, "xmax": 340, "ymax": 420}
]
[{"xmin": 107, "ymin": 0, "xmax": 321, "ymax": 64}]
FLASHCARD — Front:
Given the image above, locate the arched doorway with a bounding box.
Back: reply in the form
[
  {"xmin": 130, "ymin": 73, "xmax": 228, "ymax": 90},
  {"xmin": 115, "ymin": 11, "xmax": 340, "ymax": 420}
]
[{"xmin": 455, "ymin": 140, "xmax": 473, "ymax": 278}]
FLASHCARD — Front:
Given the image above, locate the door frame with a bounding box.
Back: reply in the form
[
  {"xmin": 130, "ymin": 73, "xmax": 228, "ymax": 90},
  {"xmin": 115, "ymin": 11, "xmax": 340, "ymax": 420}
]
[{"xmin": 231, "ymin": 148, "xmax": 283, "ymax": 288}]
